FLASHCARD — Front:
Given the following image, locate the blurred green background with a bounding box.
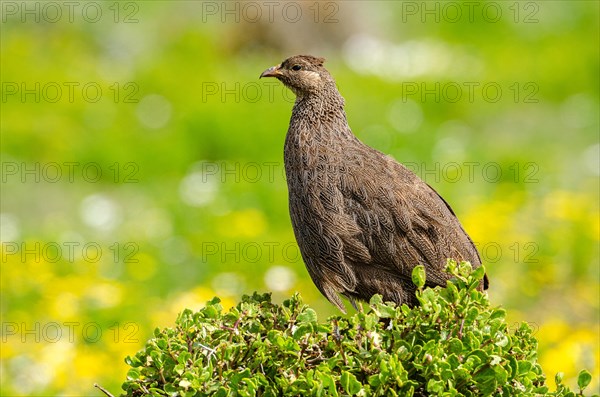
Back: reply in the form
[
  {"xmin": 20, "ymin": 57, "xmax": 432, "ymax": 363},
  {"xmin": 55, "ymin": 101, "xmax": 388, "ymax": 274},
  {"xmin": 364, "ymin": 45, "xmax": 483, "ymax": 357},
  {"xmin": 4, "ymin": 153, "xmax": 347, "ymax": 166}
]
[{"xmin": 1, "ymin": 1, "xmax": 598, "ymax": 395}]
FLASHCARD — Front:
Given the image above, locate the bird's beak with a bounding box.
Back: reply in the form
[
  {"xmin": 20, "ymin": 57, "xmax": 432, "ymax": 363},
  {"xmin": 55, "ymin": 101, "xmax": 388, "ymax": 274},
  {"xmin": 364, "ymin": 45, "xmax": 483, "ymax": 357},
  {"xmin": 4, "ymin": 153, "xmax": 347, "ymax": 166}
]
[{"xmin": 260, "ymin": 64, "xmax": 282, "ymax": 78}]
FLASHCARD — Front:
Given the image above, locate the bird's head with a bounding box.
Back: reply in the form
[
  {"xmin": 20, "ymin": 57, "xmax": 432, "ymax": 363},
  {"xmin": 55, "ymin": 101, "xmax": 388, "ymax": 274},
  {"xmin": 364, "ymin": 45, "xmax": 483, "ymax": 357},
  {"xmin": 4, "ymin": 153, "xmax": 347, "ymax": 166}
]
[{"xmin": 260, "ymin": 55, "xmax": 334, "ymax": 98}]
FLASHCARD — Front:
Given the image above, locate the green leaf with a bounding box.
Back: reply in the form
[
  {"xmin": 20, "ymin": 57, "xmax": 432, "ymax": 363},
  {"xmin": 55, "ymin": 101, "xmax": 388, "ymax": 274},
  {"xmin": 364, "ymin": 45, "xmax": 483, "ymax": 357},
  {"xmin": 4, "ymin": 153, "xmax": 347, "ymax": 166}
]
[
  {"xmin": 292, "ymin": 323, "xmax": 313, "ymax": 339},
  {"xmin": 126, "ymin": 368, "xmax": 141, "ymax": 380},
  {"xmin": 230, "ymin": 368, "xmax": 252, "ymax": 387},
  {"xmin": 517, "ymin": 360, "xmax": 532, "ymax": 375},
  {"xmin": 369, "ymin": 294, "xmax": 383, "ymax": 305},
  {"xmin": 297, "ymin": 308, "xmax": 318, "ymax": 324},
  {"xmin": 555, "ymin": 371, "xmax": 564, "ymax": 385},
  {"xmin": 319, "ymin": 372, "xmax": 339, "ymax": 397},
  {"xmin": 340, "ymin": 371, "xmax": 361, "ymax": 395},
  {"xmin": 368, "ymin": 373, "xmax": 382, "ymax": 387},
  {"xmin": 124, "ymin": 355, "xmax": 141, "ymax": 367},
  {"xmin": 427, "ymin": 378, "xmax": 445, "ymax": 393},
  {"xmin": 493, "ymin": 364, "xmax": 508, "ymax": 384},
  {"xmin": 577, "ymin": 369, "xmax": 592, "ymax": 390},
  {"xmin": 412, "ymin": 265, "xmax": 426, "ymax": 288},
  {"xmin": 490, "ymin": 308, "xmax": 506, "ymax": 320},
  {"xmin": 472, "ymin": 265, "xmax": 486, "ymax": 281},
  {"xmin": 507, "ymin": 355, "xmax": 518, "ymax": 380},
  {"xmin": 445, "ymin": 280, "xmax": 459, "ymax": 302},
  {"xmin": 156, "ymin": 337, "xmax": 168, "ymax": 349},
  {"xmin": 447, "ymin": 338, "xmax": 463, "ymax": 354},
  {"xmin": 371, "ymin": 295, "xmax": 397, "ymax": 318},
  {"xmin": 203, "ymin": 304, "xmax": 220, "ymax": 319},
  {"xmin": 473, "ymin": 366, "xmax": 497, "ymax": 394}
]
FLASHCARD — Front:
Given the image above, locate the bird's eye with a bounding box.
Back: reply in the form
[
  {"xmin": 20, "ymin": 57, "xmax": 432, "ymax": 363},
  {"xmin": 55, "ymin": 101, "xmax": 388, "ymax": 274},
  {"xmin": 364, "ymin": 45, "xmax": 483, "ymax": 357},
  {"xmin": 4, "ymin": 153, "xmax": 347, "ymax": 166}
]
[{"xmin": 292, "ymin": 64, "xmax": 302, "ymax": 71}]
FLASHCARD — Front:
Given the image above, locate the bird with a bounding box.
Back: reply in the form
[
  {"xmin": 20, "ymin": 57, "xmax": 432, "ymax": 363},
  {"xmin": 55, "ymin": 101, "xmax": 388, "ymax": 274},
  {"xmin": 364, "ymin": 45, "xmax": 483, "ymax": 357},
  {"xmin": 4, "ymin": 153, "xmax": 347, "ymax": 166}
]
[{"xmin": 260, "ymin": 55, "xmax": 489, "ymax": 312}]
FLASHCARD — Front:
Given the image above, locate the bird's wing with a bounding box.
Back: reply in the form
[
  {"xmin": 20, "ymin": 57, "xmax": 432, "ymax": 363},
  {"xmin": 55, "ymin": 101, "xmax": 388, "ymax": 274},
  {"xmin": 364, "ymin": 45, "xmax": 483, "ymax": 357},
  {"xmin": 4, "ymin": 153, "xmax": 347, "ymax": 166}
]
[
  {"xmin": 424, "ymin": 181, "xmax": 485, "ymax": 265},
  {"xmin": 338, "ymin": 149, "xmax": 482, "ymax": 289},
  {"xmin": 421, "ymin": 180, "xmax": 488, "ymax": 289}
]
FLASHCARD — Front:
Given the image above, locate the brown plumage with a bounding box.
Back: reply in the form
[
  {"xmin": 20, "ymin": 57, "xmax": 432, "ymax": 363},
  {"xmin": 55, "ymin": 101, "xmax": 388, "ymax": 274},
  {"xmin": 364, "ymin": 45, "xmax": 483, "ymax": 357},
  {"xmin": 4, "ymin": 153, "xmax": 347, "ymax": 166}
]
[{"xmin": 260, "ymin": 55, "xmax": 489, "ymax": 312}]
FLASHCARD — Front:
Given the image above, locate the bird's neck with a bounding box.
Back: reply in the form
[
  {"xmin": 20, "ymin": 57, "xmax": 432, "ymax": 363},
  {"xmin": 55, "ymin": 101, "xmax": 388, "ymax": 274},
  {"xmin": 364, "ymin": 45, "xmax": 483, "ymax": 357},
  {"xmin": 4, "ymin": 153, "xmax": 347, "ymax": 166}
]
[{"xmin": 288, "ymin": 88, "xmax": 353, "ymax": 139}]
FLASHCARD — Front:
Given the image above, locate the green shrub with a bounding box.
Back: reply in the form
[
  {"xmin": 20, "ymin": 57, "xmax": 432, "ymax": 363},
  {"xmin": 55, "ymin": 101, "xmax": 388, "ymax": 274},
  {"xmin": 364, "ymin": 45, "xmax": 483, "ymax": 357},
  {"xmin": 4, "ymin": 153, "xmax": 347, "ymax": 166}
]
[{"xmin": 118, "ymin": 261, "xmax": 595, "ymax": 396}]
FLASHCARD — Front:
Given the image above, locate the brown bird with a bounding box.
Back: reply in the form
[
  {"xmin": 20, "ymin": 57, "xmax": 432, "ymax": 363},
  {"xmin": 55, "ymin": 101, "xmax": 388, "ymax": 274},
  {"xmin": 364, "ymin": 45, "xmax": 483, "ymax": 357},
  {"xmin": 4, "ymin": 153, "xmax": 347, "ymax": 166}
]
[{"xmin": 260, "ymin": 55, "xmax": 488, "ymax": 312}]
